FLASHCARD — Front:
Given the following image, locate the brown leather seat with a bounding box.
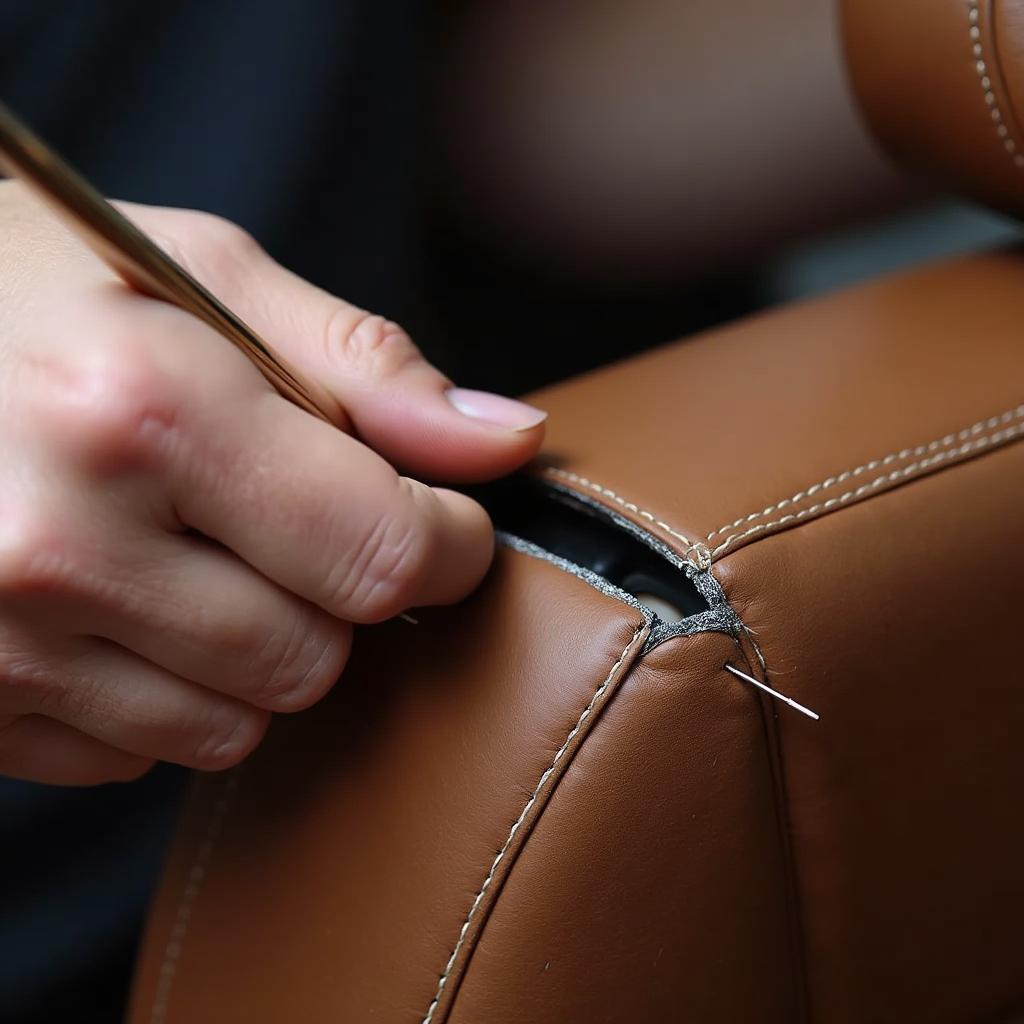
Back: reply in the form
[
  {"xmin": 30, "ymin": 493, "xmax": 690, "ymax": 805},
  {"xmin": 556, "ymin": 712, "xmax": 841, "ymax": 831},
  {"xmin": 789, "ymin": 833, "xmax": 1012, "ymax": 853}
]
[{"xmin": 128, "ymin": 5, "xmax": 1024, "ymax": 1021}]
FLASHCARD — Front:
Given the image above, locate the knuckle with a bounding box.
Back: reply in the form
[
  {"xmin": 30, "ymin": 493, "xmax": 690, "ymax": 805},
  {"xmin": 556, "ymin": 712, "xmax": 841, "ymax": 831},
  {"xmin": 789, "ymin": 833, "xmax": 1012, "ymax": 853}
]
[
  {"xmin": 247, "ymin": 615, "xmax": 351, "ymax": 712},
  {"xmin": 33, "ymin": 665, "xmax": 107, "ymax": 722},
  {"xmin": 0, "ymin": 634, "xmax": 93, "ymax": 722},
  {"xmin": 189, "ymin": 703, "xmax": 269, "ymax": 771},
  {"xmin": 0, "ymin": 636, "xmax": 49, "ymax": 700},
  {"xmin": 190, "ymin": 211, "xmax": 258, "ymax": 253},
  {"xmin": 0, "ymin": 514, "xmax": 80, "ymax": 599},
  {"xmin": 170, "ymin": 212, "xmax": 262, "ymax": 285},
  {"xmin": 327, "ymin": 480, "xmax": 434, "ymax": 622},
  {"xmin": 323, "ymin": 307, "xmax": 421, "ymax": 378},
  {"xmin": 44, "ymin": 340, "xmax": 179, "ymax": 474}
]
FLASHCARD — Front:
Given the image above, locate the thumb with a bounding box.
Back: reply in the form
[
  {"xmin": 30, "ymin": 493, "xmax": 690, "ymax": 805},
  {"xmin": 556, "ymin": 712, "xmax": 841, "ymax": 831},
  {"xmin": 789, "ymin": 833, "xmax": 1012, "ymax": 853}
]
[
  {"xmin": 273, "ymin": 296, "xmax": 548, "ymax": 483},
  {"xmin": 129, "ymin": 205, "xmax": 547, "ymax": 482}
]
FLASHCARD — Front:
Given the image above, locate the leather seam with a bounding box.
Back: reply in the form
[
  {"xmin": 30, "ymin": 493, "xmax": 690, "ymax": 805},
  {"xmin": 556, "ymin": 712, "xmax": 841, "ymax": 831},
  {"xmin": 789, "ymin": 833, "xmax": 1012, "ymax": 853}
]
[
  {"xmin": 546, "ymin": 405, "xmax": 1024, "ymax": 566},
  {"xmin": 543, "ymin": 468, "xmax": 713, "ymax": 570},
  {"xmin": 969, "ymin": 0, "xmax": 1024, "ymax": 168},
  {"xmin": 730, "ymin": 630, "xmax": 811, "ymax": 1021},
  {"xmin": 710, "ymin": 411, "xmax": 1023, "ymax": 558},
  {"xmin": 420, "ymin": 621, "xmax": 648, "ymax": 1024},
  {"xmin": 146, "ymin": 769, "xmax": 241, "ymax": 1024},
  {"xmin": 706, "ymin": 403, "xmax": 1024, "ymax": 546}
]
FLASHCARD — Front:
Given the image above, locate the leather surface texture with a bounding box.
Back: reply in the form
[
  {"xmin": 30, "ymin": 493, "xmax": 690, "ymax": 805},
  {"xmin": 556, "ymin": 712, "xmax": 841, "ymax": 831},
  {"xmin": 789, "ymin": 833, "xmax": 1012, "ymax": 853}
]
[
  {"xmin": 531, "ymin": 252, "xmax": 1023, "ymax": 573},
  {"xmin": 131, "ymin": 251, "xmax": 1024, "ymax": 1023},
  {"xmin": 842, "ymin": 0, "xmax": 1024, "ymax": 215}
]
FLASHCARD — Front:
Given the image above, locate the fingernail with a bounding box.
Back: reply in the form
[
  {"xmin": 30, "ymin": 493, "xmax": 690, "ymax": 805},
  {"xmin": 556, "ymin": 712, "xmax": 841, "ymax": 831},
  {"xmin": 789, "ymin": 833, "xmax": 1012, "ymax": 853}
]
[{"xmin": 445, "ymin": 388, "xmax": 547, "ymax": 431}]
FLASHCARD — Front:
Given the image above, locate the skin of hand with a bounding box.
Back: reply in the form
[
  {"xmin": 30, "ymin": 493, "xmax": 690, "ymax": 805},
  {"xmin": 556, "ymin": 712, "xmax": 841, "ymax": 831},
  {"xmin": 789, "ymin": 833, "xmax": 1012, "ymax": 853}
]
[{"xmin": 0, "ymin": 180, "xmax": 546, "ymax": 786}]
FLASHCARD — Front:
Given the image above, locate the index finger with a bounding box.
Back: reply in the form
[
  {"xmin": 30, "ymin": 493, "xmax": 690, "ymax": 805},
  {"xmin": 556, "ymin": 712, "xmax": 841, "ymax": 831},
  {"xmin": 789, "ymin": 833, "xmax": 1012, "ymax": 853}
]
[{"xmin": 163, "ymin": 376, "xmax": 494, "ymax": 624}]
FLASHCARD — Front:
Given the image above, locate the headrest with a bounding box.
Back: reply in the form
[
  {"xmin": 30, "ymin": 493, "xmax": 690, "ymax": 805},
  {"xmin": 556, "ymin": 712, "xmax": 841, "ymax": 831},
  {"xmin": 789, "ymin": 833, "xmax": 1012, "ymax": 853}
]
[{"xmin": 843, "ymin": 0, "xmax": 1024, "ymax": 216}]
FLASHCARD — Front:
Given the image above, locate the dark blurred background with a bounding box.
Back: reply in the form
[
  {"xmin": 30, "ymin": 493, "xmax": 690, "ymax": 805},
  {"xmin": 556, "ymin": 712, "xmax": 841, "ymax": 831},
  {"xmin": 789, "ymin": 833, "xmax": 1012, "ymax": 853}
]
[{"xmin": 0, "ymin": 1, "xmax": 1018, "ymax": 1021}]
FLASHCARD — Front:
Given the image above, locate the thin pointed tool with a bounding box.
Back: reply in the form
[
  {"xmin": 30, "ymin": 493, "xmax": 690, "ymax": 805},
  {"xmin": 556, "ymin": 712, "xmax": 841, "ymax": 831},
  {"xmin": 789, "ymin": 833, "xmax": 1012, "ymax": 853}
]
[
  {"xmin": 0, "ymin": 100, "xmax": 333, "ymax": 423},
  {"xmin": 725, "ymin": 664, "xmax": 820, "ymax": 721}
]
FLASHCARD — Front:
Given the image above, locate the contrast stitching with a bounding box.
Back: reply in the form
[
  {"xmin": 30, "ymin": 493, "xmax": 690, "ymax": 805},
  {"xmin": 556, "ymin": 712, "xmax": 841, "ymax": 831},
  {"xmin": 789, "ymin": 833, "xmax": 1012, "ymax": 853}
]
[
  {"xmin": 544, "ymin": 469, "xmax": 694, "ymax": 547},
  {"xmin": 420, "ymin": 622, "xmax": 647, "ymax": 1024},
  {"xmin": 705, "ymin": 405, "xmax": 1024, "ymax": 543},
  {"xmin": 545, "ymin": 406, "xmax": 1022, "ymax": 567},
  {"xmin": 149, "ymin": 771, "xmax": 240, "ymax": 1024},
  {"xmin": 711, "ymin": 419, "xmax": 1023, "ymax": 558},
  {"xmin": 968, "ymin": 1, "xmax": 1024, "ymax": 168},
  {"xmin": 542, "ymin": 469, "xmax": 711, "ymax": 568}
]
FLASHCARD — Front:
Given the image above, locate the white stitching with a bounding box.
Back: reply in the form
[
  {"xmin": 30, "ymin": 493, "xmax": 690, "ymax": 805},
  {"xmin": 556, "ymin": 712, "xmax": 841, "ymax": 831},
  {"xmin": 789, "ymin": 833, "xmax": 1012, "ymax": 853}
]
[
  {"xmin": 544, "ymin": 406, "xmax": 1022, "ymax": 566},
  {"xmin": 148, "ymin": 771, "xmax": 240, "ymax": 1024},
  {"xmin": 968, "ymin": 1, "xmax": 1024, "ymax": 169},
  {"xmin": 711, "ymin": 420, "xmax": 1023, "ymax": 558},
  {"xmin": 544, "ymin": 469, "xmax": 694, "ymax": 547},
  {"xmin": 705, "ymin": 405, "xmax": 1024, "ymax": 542},
  {"xmin": 420, "ymin": 622, "xmax": 647, "ymax": 1024}
]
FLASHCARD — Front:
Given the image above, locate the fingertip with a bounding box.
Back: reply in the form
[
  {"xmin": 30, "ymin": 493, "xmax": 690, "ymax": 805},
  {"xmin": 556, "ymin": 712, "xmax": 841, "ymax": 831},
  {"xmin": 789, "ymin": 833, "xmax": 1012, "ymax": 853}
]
[
  {"xmin": 417, "ymin": 484, "xmax": 496, "ymax": 606},
  {"xmin": 263, "ymin": 619, "xmax": 354, "ymax": 714},
  {"xmin": 444, "ymin": 389, "xmax": 548, "ymax": 432},
  {"xmin": 194, "ymin": 705, "xmax": 271, "ymax": 772},
  {"xmin": 435, "ymin": 484, "xmax": 496, "ymax": 566}
]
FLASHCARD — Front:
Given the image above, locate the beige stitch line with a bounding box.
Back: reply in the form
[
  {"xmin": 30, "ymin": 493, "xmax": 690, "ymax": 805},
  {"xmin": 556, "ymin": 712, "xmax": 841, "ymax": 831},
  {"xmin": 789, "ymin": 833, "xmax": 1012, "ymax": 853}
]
[
  {"xmin": 712, "ymin": 420, "xmax": 1023, "ymax": 558},
  {"xmin": 420, "ymin": 622, "xmax": 647, "ymax": 1024},
  {"xmin": 968, "ymin": 1, "xmax": 1024, "ymax": 168},
  {"xmin": 705, "ymin": 404, "xmax": 1024, "ymax": 542},
  {"xmin": 149, "ymin": 771, "xmax": 241, "ymax": 1024},
  {"xmin": 544, "ymin": 469, "xmax": 694, "ymax": 548}
]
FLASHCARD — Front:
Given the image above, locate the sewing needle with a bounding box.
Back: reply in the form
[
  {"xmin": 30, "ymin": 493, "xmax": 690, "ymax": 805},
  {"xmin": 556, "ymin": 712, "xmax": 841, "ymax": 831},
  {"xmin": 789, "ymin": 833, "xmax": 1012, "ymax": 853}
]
[{"xmin": 724, "ymin": 663, "xmax": 820, "ymax": 721}]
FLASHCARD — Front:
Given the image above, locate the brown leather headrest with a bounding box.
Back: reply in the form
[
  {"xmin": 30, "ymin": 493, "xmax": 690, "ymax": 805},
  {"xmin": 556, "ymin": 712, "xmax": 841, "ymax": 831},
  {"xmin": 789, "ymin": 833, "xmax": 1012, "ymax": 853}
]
[{"xmin": 842, "ymin": 0, "xmax": 1024, "ymax": 216}]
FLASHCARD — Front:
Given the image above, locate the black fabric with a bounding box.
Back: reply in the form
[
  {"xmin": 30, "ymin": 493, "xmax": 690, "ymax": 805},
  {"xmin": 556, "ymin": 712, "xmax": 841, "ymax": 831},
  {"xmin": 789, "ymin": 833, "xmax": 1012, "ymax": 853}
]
[
  {"xmin": 1, "ymin": 0, "xmax": 425, "ymax": 315},
  {"xmin": 0, "ymin": 765, "xmax": 186, "ymax": 1023}
]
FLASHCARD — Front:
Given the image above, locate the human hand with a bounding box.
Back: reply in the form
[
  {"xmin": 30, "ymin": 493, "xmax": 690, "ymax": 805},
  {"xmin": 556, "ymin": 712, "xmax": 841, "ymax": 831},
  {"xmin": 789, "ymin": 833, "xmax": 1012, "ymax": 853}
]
[{"xmin": 0, "ymin": 181, "xmax": 546, "ymax": 785}]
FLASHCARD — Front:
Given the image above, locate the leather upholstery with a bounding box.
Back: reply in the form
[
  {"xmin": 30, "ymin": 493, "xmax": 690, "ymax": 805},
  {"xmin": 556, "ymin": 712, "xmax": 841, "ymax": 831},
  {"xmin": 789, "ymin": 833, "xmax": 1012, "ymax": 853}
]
[
  {"xmin": 531, "ymin": 253, "xmax": 1024, "ymax": 571},
  {"xmin": 131, "ymin": 550, "xmax": 655, "ymax": 1023},
  {"xmin": 843, "ymin": 0, "xmax": 1024, "ymax": 216},
  {"xmin": 446, "ymin": 631, "xmax": 799, "ymax": 1023},
  {"xmin": 721, "ymin": 448, "xmax": 1024, "ymax": 1023},
  {"xmin": 128, "ymin": 7, "xmax": 1024, "ymax": 1016},
  {"xmin": 129, "ymin": 250, "xmax": 1024, "ymax": 1023}
]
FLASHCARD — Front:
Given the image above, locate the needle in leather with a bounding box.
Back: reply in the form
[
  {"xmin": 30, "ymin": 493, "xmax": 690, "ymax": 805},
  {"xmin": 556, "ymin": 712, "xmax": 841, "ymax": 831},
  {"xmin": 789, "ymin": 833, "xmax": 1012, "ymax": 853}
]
[{"xmin": 725, "ymin": 663, "xmax": 820, "ymax": 720}]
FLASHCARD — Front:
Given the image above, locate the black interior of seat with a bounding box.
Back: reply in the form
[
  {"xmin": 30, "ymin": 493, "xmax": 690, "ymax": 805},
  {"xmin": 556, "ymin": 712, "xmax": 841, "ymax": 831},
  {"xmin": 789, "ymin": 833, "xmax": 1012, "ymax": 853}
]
[{"xmin": 470, "ymin": 478, "xmax": 707, "ymax": 619}]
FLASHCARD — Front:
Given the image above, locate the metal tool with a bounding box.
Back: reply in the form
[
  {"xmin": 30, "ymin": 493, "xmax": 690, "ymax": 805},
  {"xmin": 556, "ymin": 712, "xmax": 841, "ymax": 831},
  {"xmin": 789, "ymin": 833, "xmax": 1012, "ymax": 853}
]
[
  {"xmin": 0, "ymin": 100, "xmax": 332, "ymax": 423},
  {"xmin": 725, "ymin": 663, "xmax": 820, "ymax": 720}
]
